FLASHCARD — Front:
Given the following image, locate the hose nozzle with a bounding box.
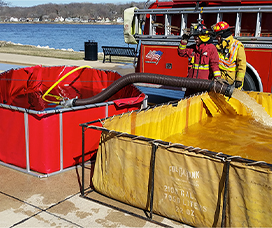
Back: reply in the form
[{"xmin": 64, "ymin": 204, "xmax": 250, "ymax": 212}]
[{"xmin": 211, "ymin": 80, "xmax": 235, "ymax": 99}]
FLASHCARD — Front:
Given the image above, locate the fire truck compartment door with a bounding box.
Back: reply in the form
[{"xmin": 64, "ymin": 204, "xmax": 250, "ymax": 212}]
[{"xmin": 142, "ymin": 45, "xmax": 188, "ymax": 77}]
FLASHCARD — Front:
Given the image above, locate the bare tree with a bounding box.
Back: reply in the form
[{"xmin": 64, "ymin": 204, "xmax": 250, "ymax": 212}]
[
  {"xmin": 0, "ymin": 0, "xmax": 8, "ymax": 6},
  {"xmin": 0, "ymin": 2, "xmax": 146, "ymax": 21}
]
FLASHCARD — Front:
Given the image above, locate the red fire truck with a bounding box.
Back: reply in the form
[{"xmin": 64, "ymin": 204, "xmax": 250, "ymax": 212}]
[{"xmin": 124, "ymin": 0, "xmax": 272, "ymax": 92}]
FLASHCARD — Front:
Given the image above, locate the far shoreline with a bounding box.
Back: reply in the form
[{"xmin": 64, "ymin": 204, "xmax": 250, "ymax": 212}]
[{"xmin": 0, "ymin": 21, "xmax": 124, "ymax": 25}]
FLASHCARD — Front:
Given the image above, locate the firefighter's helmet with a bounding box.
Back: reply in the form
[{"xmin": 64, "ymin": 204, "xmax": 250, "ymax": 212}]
[
  {"xmin": 211, "ymin": 21, "xmax": 233, "ymax": 36},
  {"xmin": 190, "ymin": 23, "xmax": 209, "ymax": 36}
]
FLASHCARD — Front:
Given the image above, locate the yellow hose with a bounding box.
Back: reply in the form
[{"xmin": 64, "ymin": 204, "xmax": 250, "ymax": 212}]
[{"xmin": 42, "ymin": 65, "xmax": 92, "ymax": 104}]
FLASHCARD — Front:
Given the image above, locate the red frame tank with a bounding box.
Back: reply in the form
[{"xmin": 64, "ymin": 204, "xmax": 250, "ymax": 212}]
[{"xmin": 0, "ymin": 65, "xmax": 145, "ymax": 175}]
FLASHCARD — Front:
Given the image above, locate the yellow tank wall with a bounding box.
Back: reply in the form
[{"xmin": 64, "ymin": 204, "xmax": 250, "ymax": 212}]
[{"xmin": 92, "ymin": 91, "xmax": 272, "ymax": 227}]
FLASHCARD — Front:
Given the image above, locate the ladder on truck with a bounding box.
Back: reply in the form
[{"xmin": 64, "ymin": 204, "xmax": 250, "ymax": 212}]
[{"xmin": 133, "ymin": 4, "xmax": 272, "ymax": 45}]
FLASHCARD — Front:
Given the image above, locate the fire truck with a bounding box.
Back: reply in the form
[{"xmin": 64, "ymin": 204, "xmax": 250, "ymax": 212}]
[{"xmin": 124, "ymin": 0, "xmax": 272, "ymax": 92}]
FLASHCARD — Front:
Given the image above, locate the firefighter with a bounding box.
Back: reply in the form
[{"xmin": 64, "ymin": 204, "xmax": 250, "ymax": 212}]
[
  {"xmin": 211, "ymin": 21, "xmax": 246, "ymax": 89},
  {"xmin": 177, "ymin": 22, "xmax": 221, "ymax": 81}
]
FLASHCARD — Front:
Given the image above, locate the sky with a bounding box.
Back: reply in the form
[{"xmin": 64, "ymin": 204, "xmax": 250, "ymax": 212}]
[{"xmin": 7, "ymin": 0, "xmax": 148, "ymax": 7}]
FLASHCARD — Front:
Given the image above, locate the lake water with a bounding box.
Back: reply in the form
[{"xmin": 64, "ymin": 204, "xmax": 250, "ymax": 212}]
[{"xmin": 0, "ymin": 23, "xmax": 135, "ymax": 52}]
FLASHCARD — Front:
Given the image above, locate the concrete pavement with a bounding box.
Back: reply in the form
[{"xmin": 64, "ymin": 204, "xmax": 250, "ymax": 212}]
[
  {"xmin": 0, "ymin": 53, "xmax": 189, "ymax": 227},
  {"xmin": 0, "ymin": 52, "xmax": 135, "ymax": 75},
  {"xmin": 0, "ymin": 163, "xmax": 186, "ymax": 227}
]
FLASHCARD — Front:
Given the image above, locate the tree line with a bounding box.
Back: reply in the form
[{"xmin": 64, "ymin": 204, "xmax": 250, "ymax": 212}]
[{"xmin": 0, "ymin": 1, "xmax": 147, "ymax": 22}]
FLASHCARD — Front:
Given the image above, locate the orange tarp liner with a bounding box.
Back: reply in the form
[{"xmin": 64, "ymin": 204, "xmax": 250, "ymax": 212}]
[{"xmin": 92, "ymin": 91, "xmax": 272, "ymax": 227}]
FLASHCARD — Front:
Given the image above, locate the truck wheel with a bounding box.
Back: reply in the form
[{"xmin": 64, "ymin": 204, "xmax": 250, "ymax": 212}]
[{"xmin": 243, "ymin": 72, "xmax": 257, "ymax": 91}]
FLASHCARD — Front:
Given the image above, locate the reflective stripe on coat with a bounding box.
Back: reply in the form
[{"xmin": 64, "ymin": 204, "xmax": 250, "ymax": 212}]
[
  {"xmin": 216, "ymin": 36, "xmax": 246, "ymax": 85},
  {"xmin": 178, "ymin": 40, "xmax": 220, "ymax": 80}
]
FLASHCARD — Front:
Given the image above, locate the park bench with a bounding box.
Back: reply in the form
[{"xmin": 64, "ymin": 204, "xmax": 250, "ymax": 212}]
[{"xmin": 102, "ymin": 46, "xmax": 137, "ymax": 63}]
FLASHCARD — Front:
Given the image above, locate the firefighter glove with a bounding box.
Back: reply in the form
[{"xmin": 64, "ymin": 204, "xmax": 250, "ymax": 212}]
[
  {"xmin": 182, "ymin": 33, "xmax": 191, "ymax": 41},
  {"xmin": 234, "ymin": 80, "xmax": 243, "ymax": 88},
  {"xmin": 215, "ymin": 77, "xmax": 229, "ymax": 85}
]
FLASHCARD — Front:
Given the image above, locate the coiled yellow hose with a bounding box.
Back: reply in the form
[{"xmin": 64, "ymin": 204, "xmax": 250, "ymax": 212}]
[{"xmin": 42, "ymin": 65, "xmax": 92, "ymax": 104}]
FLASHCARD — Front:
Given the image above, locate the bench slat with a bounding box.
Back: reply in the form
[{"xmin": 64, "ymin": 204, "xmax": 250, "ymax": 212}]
[{"xmin": 102, "ymin": 46, "xmax": 137, "ymax": 63}]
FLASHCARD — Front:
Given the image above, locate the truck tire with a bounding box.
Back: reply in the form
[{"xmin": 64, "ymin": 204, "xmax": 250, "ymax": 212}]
[{"xmin": 243, "ymin": 72, "xmax": 257, "ymax": 91}]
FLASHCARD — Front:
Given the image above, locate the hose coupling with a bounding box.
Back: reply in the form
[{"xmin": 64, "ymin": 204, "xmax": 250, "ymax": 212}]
[{"xmin": 60, "ymin": 98, "xmax": 77, "ymax": 108}]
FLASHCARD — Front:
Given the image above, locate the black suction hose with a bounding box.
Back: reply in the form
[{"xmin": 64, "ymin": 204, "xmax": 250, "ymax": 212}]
[{"xmin": 73, "ymin": 73, "xmax": 234, "ymax": 106}]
